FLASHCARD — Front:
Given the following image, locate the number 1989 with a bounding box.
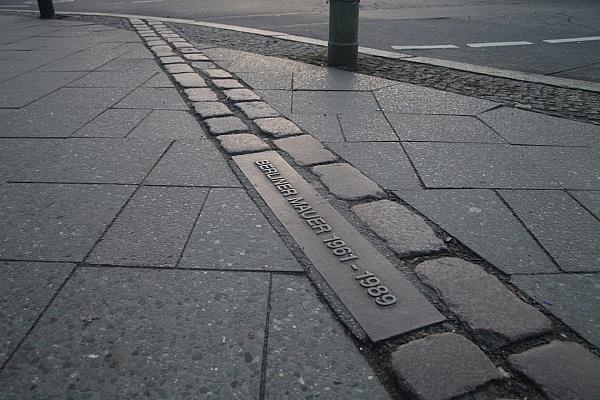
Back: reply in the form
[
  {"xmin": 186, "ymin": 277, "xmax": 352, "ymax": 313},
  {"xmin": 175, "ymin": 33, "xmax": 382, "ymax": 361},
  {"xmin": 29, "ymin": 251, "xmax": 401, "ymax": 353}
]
[{"xmin": 354, "ymin": 271, "xmax": 397, "ymax": 306}]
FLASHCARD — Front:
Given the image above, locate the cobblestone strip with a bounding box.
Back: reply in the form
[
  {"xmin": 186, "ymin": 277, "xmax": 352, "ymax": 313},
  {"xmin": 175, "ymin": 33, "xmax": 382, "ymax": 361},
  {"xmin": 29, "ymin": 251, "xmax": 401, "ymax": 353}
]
[{"xmin": 130, "ymin": 18, "xmax": 600, "ymax": 400}]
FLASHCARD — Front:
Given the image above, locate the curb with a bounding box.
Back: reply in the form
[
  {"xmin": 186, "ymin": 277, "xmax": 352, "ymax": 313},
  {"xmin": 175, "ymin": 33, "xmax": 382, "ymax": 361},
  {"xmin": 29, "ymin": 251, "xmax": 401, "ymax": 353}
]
[{"xmin": 4, "ymin": 8, "xmax": 600, "ymax": 93}]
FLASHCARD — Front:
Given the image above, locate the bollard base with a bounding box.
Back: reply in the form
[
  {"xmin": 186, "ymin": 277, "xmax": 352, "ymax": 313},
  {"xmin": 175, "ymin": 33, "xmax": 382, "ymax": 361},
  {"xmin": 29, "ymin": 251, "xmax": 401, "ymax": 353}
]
[
  {"xmin": 37, "ymin": 0, "xmax": 55, "ymax": 19},
  {"xmin": 327, "ymin": 43, "xmax": 359, "ymax": 67}
]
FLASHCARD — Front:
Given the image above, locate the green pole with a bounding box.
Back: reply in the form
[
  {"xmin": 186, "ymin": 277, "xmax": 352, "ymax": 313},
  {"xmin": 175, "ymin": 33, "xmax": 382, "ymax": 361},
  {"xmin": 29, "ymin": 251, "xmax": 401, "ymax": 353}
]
[
  {"xmin": 37, "ymin": 0, "xmax": 55, "ymax": 19},
  {"xmin": 327, "ymin": 0, "xmax": 360, "ymax": 67}
]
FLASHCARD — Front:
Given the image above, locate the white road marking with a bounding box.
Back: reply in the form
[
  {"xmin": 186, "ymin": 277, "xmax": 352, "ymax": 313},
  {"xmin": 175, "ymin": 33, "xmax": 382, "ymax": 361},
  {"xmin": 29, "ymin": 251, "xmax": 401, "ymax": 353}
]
[
  {"xmin": 543, "ymin": 36, "xmax": 600, "ymax": 44},
  {"xmin": 391, "ymin": 44, "xmax": 459, "ymax": 50},
  {"xmin": 467, "ymin": 41, "xmax": 533, "ymax": 48},
  {"xmin": 131, "ymin": 0, "xmax": 163, "ymax": 3}
]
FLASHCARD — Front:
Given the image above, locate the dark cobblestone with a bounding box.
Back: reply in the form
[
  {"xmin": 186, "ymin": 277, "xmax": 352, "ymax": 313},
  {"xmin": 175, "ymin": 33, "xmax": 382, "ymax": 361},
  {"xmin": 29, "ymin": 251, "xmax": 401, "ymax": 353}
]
[{"xmin": 169, "ymin": 23, "xmax": 600, "ymax": 125}]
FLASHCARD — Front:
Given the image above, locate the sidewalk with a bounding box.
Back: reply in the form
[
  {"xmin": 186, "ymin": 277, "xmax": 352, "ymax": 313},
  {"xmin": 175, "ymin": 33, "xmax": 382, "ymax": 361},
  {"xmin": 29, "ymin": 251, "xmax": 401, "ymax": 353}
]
[{"xmin": 1, "ymin": 12, "xmax": 599, "ymax": 400}]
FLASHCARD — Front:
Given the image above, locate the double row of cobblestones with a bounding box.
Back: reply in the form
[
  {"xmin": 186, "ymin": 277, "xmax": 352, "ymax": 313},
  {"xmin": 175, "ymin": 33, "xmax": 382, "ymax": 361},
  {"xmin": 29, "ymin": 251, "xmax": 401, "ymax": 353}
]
[{"xmin": 131, "ymin": 18, "xmax": 600, "ymax": 400}]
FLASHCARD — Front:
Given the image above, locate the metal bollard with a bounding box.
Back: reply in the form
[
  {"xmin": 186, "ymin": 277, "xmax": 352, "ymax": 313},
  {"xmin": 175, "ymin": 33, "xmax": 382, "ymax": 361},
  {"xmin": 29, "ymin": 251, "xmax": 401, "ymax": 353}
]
[
  {"xmin": 327, "ymin": 0, "xmax": 360, "ymax": 67},
  {"xmin": 37, "ymin": 0, "xmax": 55, "ymax": 19}
]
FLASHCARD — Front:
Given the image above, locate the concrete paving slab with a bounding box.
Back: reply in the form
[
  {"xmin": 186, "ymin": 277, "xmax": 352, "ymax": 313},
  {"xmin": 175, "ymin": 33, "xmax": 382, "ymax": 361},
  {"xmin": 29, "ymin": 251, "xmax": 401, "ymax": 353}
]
[
  {"xmin": 32, "ymin": 87, "xmax": 131, "ymax": 109},
  {"xmin": 480, "ymin": 107, "xmax": 600, "ymax": 146},
  {"xmin": 292, "ymin": 91, "xmax": 381, "ymax": 114},
  {"xmin": 145, "ymin": 140, "xmax": 241, "ymax": 187},
  {"xmin": 179, "ymin": 188, "xmax": 301, "ymax": 271},
  {"xmin": 236, "ymin": 71, "xmax": 293, "ymax": 90},
  {"xmin": 0, "ymin": 261, "xmax": 74, "ymax": 365},
  {"xmin": 416, "ymin": 258, "xmax": 552, "ymax": 347},
  {"xmin": 0, "ymin": 268, "xmax": 269, "ymax": 399},
  {"xmin": 13, "ymin": 138, "xmax": 170, "ymax": 184},
  {"xmin": 508, "ymin": 341, "xmax": 600, "ymax": 400},
  {"xmin": 114, "ymin": 87, "xmax": 188, "ymax": 110},
  {"xmin": 0, "ymin": 139, "xmax": 60, "ymax": 182},
  {"xmin": 73, "ymin": 109, "xmax": 151, "ymax": 138},
  {"xmin": 255, "ymin": 89, "xmax": 293, "ymax": 116},
  {"xmin": 128, "ymin": 110, "xmax": 207, "ymax": 139},
  {"xmin": 375, "ymin": 83, "xmax": 498, "ymax": 115},
  {"xmin": 571, "ymin": 190, "xmax": 600, "ymax": 218},
  {"xmin": 353, "ymin": 200, "xmax": 447, "ymax": 257},
  {"xmin": 500, "ymin": 190, "xmax": 600, "ymax": 272},
  {"xmin": 65, "ymin": 69, "xmax": 157, "ymax": 88},
  {"xmin": 142, "ymin": 72, "xmax": 174, "ymax": 87},
  {"xmin": 266, "ymin": 275, "xmax": 392, "ymax": 399},
  {"xmin": 327, "ymin": 142, "xmax": 422, "ymax": 190},
  {"xmin": 404, "ymin": 143, "xmax": 560, "ymax": 189},
  {"xmin": 89, "ymin": 187, "xmax": 208, "ymax": 267},
  {"xmin": 38, "ymin": 42, "xmax": 127, "ymax": 72},
  {"xmin": 0, "ymin": 183, "xmax": 135, "ymax": 261},
  {"xmin": 512, "ymin": 273, "xmax": 600, "ymax": 348},
  {"xmin": 290, "ymin": 112, "xmax": 345, "ymax": 142},
  {"xmin": 395, "ymin": 189, "xmax": 557, "ymax": 274},
  {"xmin": 520, "ymin": 146, "xmax": 600, "ymax": 190},
  {"xmin": 0, "ymin": 105, "xmax": 103, "ymax": 138},
  {"xmin": 338, "ymin": 111, "xmax": 399, "ymax": 142},
  {"xmin": 292, "ymin": 68, "xmax": 397, "ymax": 91},
  {"xmin": 388, "ymin": 114, "xmax": 505, "ymax": 143}
]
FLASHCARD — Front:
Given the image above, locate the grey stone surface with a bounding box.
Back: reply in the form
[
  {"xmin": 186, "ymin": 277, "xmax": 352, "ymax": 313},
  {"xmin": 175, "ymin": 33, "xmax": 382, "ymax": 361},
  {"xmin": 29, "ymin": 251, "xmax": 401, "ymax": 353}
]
[
  {"xmin": 0, "ymin": 105, "xmax": 103, "ymax": 138},
  {"xmin": 255, "ymin": 117, "xmax": 302, "ymax": 138},
  {"xmin": 290, "ymin": 112, "xmax": 345, "ymax": 142},
  {"xmin": 185, "ymin": 87, "xmax": 218, "ymax": 102},
  {"xmin": 291, "ymin": 91, "xmax": 381, "ymax": 114},
  {"xmin": 0, "ymin": 139, "xmax": 60, "ymax": 183},
  {"xmin": 115, "ymin": 87, "xmax": 188, "ymax": 110},
  {"xmin": 30, "ymin": 87, "xmax": 130, "ymax": 109},
  {"xmin": 480, "ymin": 107, "xmax": 600, "ymax": 146},
  {"xmin": 404, "ymin": 143, "xmax": 559, "ymax": 189},
  {"xmin": 172, "ymin": 72, "xmax": 207, "ymax": 88},
  {"xmin": 235, "ymin": 101, "xmax": 279, "ymax": 119},
  {"xmin": 128, "ymin": 110, "xmax": 206, "ymax": 139},
  {"xmin": 142, "ymin": 72, "xmax": 173, "ymax": 87},
  {"xmin": 273, "ymin": 134, "xmax": 337, "ymax": 166},
  {"xmin": 313, "ymin": 163, "xmax": 386, "ymax": 201},
  {"xmin": 145, "ymin": 140, "xmax": 240, "ymax": 187},
  {"xmin": 508, "ymin": 341, "xmax": 600, "ymax": 400},
  {"xmin": 165, "ymin": 63, "xmax": 194, "ymax": 74},
  {"xmin": 204, "ymin": 68, "xmax": 233, "ymax": 78},
  {"xmin": 0, "ymin": 261, "xmax": 74, "ymax": 365},
  {"xmin": 73, "ymin": 108, "xmax": 151, "ymax": 138},
  {"xmin": 519, "ymin": 146, "xmax": 599, "ymax": 190},
  {"xmin": 352, "ymin": 200, "xmax": 446, "ymax": 257},
  {"xmin": 293, "ymin": 68, "xmax": 396, "ymax": 91},
  {"xmin": 0, "ymin": 183, "xmax": 134, "ymax": 261},
  {"xmin": 217, "ymin": 133, "xmax": 270, "ymax": 155},
  {"xmin": 212, "ymin": 78, "xmax": 244, "ymax": 89},
  {"xmin": 236, "ymin": 71, "xmax": 292, "ymax": 90},
  {"xmin": 571, "ymin": 190, "xmax": 600, "ymax": 218},
  {"xmin": 204, "ymin": 116, "xmax": 248, "ymax": 135},
  {"xmin": 13, "ymin": 138, "xmax": 170, "ymax": 184},
  {"xmin": 255, "ymin": 90, "xmax": 292, "ymax": 116},
  {"xmin": 392, "ymin": 333, "xmax": 501, "ymax": 400},
  {"xmin": 500, "ymin": 190, "xmax": 600, "ymax": 272},
  {"xmin": 145, "ymin": 40, "xmax": 166, "ymax": 47},
  {"xmin": 416, "ymin": 258, "xmax": 552, "ymax": 346},
  {"xmin": 172, "ymin": 41, "xmax": 193, "ymax": 49},
  {"xmin": 375, "ymin": 83, "xmax": 498, "ymax": 115},
  {"xmin": 266, "ymin": 275, "xmax": 391, "ymax": 399},
  {"xmin": 388, "ymin": 114, "xmax": 505, "ymax": 143},
  {"xmin": 0, "ymin": 268, "xmax": 269, "ymax": 399},
  {"xmin": 193, "ymin": 101, "xmax": 232, "ymax": 118},
  {"xmin": 183, "ymin": 53, "xmax": 209, "ymax": 61},
  {"xmin": 395, "ymin": 189, "xmax": 557, "ymax": 274},
  {"xmin": 89, "ymin": 187, "xmax": 208, "ymax": 267},
  {"xmin": 327, "ymin": 142, "xmax": 422, "ymax": 190},
  {"xmin": 224, "ymin": 88, "xmax": 260, "ymax": 102},
  {"xmin": 512, "ymin": 273, "xmax": 600, "ymax": 348},
  {"xmin": 337, "ymin": 111, "xmax": 399, "ymax": 142},
  {"xmin": 179, "ymin": 188, "xmax": 301, "ymax": 271},
  {"xmin": 178, "ymin": 47, "xmax": 199, "ymax": 54}
]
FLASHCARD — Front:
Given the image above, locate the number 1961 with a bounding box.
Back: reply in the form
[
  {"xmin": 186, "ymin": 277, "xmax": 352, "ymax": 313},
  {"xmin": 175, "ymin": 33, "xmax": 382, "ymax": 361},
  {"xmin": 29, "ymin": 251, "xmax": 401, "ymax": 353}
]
[{"xmin": 355, "ymin": 271, "xmax": 397, "ymax": 306}]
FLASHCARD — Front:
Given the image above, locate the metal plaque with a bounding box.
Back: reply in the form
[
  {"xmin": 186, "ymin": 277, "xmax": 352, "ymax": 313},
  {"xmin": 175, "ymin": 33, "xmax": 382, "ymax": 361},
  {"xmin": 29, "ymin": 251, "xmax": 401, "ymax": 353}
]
[{"xmin": 233, "ymin": 151, "xmax": 445, "ymax": 342}]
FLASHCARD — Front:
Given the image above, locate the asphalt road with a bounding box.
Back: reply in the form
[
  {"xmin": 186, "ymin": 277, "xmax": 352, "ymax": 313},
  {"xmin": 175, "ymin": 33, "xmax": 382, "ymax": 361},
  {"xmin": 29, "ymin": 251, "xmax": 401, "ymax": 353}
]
[{"xmin": 3, "ymin": 0, "xmax": 600, "ymax": 82}]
